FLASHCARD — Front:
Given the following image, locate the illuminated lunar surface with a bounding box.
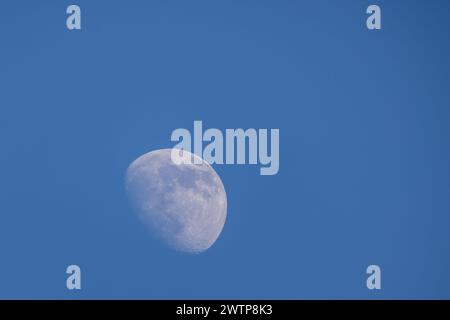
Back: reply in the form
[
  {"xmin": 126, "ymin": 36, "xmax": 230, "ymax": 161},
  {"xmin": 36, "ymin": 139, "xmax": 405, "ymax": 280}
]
[{"xmin": 125, "ymin": 149, "xmax": 227, "ymax": 254}]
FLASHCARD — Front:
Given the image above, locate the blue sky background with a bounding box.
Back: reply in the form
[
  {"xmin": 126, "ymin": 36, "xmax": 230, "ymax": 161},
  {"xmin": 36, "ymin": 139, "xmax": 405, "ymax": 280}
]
[{"xmin": 0, "ymin": 0, "xmax": 449, "ymax": 299}]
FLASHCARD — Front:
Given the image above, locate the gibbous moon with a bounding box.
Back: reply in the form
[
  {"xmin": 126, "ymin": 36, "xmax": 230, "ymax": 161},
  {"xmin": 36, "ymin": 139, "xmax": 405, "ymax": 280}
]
[{"xmin": 125, "ymin": 149, "xmax": 227, "ymax": 254}]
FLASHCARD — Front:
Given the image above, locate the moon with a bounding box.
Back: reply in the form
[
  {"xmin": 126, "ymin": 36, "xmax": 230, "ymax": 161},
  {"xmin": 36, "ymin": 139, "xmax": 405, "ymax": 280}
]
[{"xmin": 125, "ymin": 149, "xmax": 227, "ymax": 254}]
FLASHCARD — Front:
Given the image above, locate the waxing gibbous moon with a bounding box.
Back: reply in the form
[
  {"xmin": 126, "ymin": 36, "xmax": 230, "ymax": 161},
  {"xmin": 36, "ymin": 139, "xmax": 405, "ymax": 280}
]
[{"xmin": 125, "ymin": 149, "xmax": 227, "ymax": 254}]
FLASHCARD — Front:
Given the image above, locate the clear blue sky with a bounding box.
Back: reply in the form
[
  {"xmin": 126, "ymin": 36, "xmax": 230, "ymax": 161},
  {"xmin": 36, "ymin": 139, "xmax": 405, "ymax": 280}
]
[{"xmin": 0, "ymin": 0, "xmax": 449, "ymax": 299}]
